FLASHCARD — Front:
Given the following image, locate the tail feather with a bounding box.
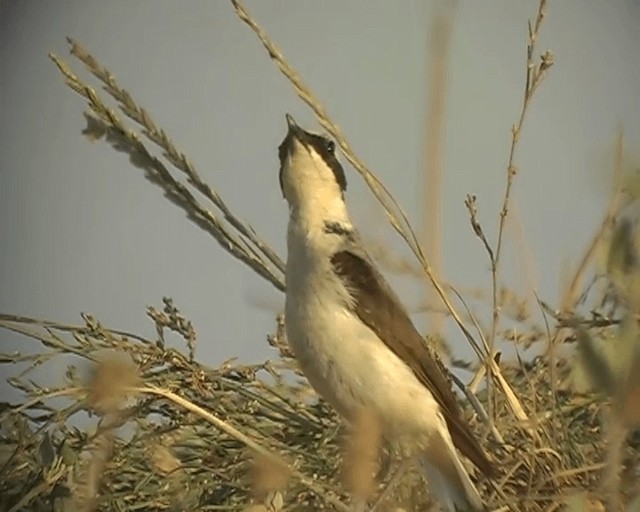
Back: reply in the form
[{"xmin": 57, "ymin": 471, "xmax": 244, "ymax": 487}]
[
  {"xmin": 420, "ymin": 423, "xmax": 485, "ymax": 511},
  {"xmin": 420, "ymin": 454, "xmax": 483, "ymax": 511}
]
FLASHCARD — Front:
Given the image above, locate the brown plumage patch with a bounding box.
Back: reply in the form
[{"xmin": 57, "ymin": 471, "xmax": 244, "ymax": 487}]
[{"xmin": 331, "ymin": 249, "xmax": 498, "ymax": 479}]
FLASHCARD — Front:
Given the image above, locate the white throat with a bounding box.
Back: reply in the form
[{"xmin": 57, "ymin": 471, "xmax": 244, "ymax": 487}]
[
  {"xmin": 289, "ymin": 193, "xmax": 350, "ymax": 232},
  {"xmin": 282, "ymin": 148, "xmax": 352, "ymax": 240}
]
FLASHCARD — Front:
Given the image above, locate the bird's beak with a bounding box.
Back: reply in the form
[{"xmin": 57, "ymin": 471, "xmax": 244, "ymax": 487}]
[{"xmin": 285, "ymin": 113, "xmax": 303, "ymax": 139}]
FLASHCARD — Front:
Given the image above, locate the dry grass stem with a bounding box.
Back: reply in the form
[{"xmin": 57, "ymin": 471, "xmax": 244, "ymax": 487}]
[
  {"xmin": 463, "ymin": 0, "xmax": 553, "ymax": 429},
  {"xmin": 49, "ymin": 45, "xmax": 286, "ymax": 292},
  {"xmin": 422, "ymin": 10, "xmax": 453, "ymax": 338}
]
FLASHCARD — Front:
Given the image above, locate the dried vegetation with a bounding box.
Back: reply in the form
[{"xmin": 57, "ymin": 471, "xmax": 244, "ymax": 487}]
[{"xmin": 2, "ymin": 1, "xmax": 640, "ymax": 511}]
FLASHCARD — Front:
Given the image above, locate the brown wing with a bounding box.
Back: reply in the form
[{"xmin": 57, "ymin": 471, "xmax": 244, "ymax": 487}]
[{"xmin": 331, "ymin": 250, "xmax": 497, "ymax": 478}]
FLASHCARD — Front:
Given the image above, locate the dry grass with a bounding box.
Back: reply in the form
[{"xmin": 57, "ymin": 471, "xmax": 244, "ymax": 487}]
[{"xmin": 2, "ymin": 1, "xmax": 640, "ymax": 511}]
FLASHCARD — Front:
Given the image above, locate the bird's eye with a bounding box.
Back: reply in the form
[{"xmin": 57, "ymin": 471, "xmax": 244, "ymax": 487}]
[{"xmin": 326, "ymin": 140, "xmax": 335, "ymax": 154}]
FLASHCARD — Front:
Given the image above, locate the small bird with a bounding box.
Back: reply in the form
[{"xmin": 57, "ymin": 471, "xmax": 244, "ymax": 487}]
[{"xmin": 278, "ymin": 114, "xmax": 496, "ymax": 511}]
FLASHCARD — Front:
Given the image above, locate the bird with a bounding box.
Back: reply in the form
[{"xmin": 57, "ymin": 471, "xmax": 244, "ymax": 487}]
[{"xmin": 278, "ymin": 114, "xmax": 497, "ymax": 511}]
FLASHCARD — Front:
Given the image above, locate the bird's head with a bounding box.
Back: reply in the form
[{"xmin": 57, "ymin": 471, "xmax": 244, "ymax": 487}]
[{"xmin": 278, "ymin": 114, "xmax": 347, "ymax": 217}]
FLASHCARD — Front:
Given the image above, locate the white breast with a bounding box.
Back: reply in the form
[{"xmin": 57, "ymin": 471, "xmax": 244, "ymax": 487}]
[{"xmin": 284, "ymin": 234, "xmax": 441, "ymax": 444}]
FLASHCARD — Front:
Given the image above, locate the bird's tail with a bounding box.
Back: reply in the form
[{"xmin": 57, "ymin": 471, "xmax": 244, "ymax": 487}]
[{"xmin": 419, "ymin": 431, "xmax": 484, "ymax": 511}]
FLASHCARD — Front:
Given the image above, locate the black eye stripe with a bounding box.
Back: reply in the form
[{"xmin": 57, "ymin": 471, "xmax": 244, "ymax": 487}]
[
  {"xmin": 277, "ymin": 127, "xmax": 347, "ymax": 194},
  {"xmin": 278, "ymin": 136, "xmax": 290, "ymax": 167},
  {"xmin": 278, "ymin": 135, "xmax": 292, "ymax": 196},
  {"xmin": 304, "ymin": 133, "xmax": 347, "ymax": 193}
]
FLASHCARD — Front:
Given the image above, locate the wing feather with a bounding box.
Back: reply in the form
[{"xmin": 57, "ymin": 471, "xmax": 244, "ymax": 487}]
[{"xmin": 331, "ymin": 248, "xmax": 497, "ymax": 478}]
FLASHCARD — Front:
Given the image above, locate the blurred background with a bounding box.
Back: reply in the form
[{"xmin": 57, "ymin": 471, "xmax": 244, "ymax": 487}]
[{"xmin": 1, "ymin": 0, "xmax": 640, "ymax": 394}]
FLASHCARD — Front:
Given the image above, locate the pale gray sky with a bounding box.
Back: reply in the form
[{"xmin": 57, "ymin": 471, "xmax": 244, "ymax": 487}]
[{"xmin": 1, "ymin": 1, "xmax": 640, "ymax": 389}]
